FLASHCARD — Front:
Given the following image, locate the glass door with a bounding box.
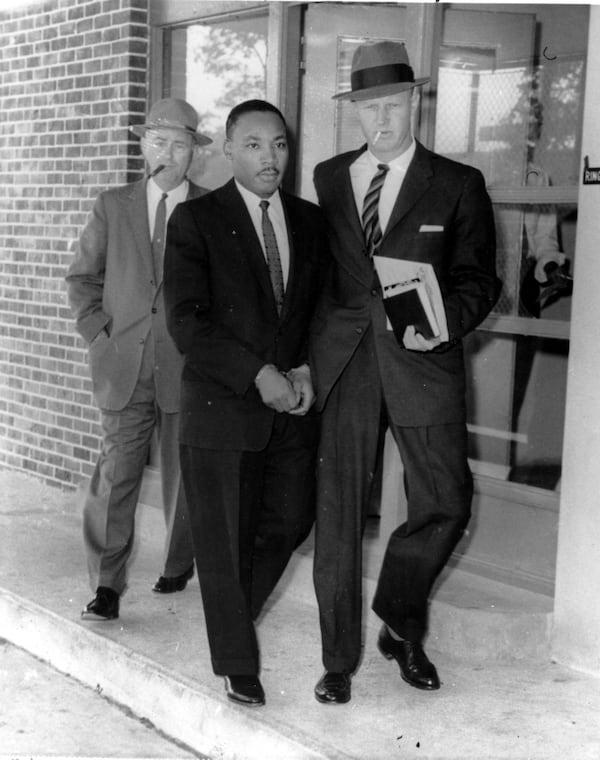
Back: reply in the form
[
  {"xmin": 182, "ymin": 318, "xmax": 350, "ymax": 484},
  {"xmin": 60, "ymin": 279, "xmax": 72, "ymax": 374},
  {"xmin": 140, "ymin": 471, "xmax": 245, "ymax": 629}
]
[
  {"xmin": 298, "ymin": 2, "xmax": 432, "ymax": 202},
  {"xmin": 160, "ymin": 10, "xmax": 269, "ymax": 190},
  {"xmin": 434, "ymin": 4, "xmax": 587, "ymax": 592},
  {"xmin": 435, "ymin": 6, "xmax": 585, "ymax": 491},
  {"xmin": 297, "ymin": 2, "xmax": 435, "ymax": 554},
  {"xmin": 299, "ymin": 2, "xmax": 589, "ymax": 592}
]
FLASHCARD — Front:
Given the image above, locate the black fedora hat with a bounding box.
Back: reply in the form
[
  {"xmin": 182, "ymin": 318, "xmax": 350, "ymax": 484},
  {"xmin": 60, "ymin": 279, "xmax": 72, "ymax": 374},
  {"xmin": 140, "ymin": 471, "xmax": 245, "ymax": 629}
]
[{"xmin": 334, "ymin": 41, "xmax": 430, "ymax": 101}]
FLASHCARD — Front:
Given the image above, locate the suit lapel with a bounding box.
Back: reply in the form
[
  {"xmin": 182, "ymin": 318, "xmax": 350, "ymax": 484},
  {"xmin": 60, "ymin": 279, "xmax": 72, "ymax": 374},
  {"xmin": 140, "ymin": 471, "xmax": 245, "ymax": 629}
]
[
  {"xmin": 334, "ymin": 154, "xmax": 365, "ymax": 244},
  {"xmin": 382, "ymin": 142, "xmax": 433, "ymax": 243},
  {"xmin": 279, "ymin": 193, "xmax": 304, "ymax": 322},
  {"xmin": 219, "ymin": 180, "xmax": 278, "ymax": 313},
  {"xmin": 329, "ymin": 147, "xmax": 376, "ymax": 287}
]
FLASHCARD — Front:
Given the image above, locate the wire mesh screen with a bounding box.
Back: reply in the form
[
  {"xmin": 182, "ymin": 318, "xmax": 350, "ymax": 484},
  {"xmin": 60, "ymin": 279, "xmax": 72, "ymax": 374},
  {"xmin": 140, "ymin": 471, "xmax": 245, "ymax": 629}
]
[
  {"xmin": 435, "ymin": 64, "xmax": 530, "ymax": 186},
  {"xmin": 530, "ymin": 57, "xmax": 584, "ymax": 187}
]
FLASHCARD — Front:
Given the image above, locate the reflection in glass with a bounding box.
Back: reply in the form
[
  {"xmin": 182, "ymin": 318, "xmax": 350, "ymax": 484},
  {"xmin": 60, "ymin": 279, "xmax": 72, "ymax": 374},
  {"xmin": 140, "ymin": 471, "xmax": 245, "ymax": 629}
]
[
  {"xmin": 465, "ymin": 330, "xmax": 567, "ymax": 491},
  {"xmin": 491, "ymin": 203, "xmax": 575, "ymax": 321},
  {"xmin": 436, "ymin": 47, "xmax": 530, "ymax": 186},
  {"xmin": 435, "ymin": 6, "xmax": 587, "ymax": 493},
  {"xmin": 435, "ymin": 44, "xmax": 583, "ymax": 322},
  {"xmin": 164, "ymin": 15, "xmax": 268, "ymax": 189}
]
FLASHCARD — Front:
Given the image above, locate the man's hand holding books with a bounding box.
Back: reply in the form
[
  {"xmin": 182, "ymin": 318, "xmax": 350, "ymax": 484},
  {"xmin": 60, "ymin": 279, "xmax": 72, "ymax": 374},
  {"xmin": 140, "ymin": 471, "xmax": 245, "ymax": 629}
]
[
  {"xmin": 373, "ymin": 256, "xmax": 449, "ymax": 350},
  {"xmin": 402, "ymin": 324, "xmax": 443, "ymax": 352}
]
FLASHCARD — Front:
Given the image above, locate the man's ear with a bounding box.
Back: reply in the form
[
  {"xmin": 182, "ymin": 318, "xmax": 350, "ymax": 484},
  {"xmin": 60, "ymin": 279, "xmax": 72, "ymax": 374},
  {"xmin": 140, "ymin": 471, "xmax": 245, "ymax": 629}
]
[
  {"xmin": 411, "ymin": 88, "xmax": 420, "ymax": 111},
  {"xmin": 139, "ymin": 134, "xmax": 151, "ymax": 161},
  {"xmin": 223, "ymin": 138, "xmax": 232, "ymax": 161}
]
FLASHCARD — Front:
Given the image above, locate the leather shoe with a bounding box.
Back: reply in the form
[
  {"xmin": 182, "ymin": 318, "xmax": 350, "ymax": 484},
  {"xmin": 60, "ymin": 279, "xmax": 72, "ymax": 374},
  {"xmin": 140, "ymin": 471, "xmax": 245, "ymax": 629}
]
[
  {"xmin": 224, "ymin": 675, "xmax": 265, "ymax": 706},
  {"xmin": 314, "ymin": 671, "xmax": 351, "ymax": 704},
  {"xmin": 377, "ymin": 626, "xmax": 440, "ymax": 690},
  {"xmin": 81, "ymin": 586, "xmax": 119, "ymax": 620},
  {"xmin": 152, "ymin": 564, "xmax": 194, "ymax": 594}
]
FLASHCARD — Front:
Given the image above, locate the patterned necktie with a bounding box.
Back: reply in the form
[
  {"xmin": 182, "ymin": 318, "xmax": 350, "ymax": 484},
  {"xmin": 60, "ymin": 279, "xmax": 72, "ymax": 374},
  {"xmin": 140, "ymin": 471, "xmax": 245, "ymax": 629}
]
[
  {"xmin": 260, "ymin": 200, "xmax": 284, "ymax": 314},
  {"xmin": 362, "ymin": 163, "xmax": 389, "ymax": 257},
  {"xmin": 151, "ymin": 192, "xmax": 168, "ymax": 284}
]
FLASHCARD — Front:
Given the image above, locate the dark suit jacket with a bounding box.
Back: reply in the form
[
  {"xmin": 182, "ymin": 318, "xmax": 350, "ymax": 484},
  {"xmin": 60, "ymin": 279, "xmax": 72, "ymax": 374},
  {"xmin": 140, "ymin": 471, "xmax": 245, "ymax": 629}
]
[
  {"xmin": 66, "ymin": 179, "xmax": 207, "ymax": 412},
  {"xmin": 310, "ymin": 141, "xmax": 501, "ymax": 427},
  {"xmin": 164, "ymin": 178, "xmax": 329, "ymax": 451}
]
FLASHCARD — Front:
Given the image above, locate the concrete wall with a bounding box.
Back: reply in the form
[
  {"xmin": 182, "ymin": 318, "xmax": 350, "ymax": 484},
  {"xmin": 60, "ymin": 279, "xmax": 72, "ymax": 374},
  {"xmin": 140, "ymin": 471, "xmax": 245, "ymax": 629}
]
[{"xmin": 0, "ymin": 0, "xmax": 149, "ymax": 487}]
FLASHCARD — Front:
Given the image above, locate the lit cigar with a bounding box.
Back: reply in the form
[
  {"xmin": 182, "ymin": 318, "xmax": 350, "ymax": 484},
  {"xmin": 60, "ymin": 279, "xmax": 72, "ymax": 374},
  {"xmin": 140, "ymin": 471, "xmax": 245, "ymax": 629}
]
[
  {"xmin": 148, "ymin": 164, "xmax": 165, "ymax": 178},
  {"xmin": 373, "ymin": 131, "xmax": 382, "ymax": 144}
]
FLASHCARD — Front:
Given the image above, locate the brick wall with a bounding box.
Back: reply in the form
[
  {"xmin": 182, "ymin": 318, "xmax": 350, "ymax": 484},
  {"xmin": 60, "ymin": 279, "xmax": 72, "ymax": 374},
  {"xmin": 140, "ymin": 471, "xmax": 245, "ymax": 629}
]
[{"xmin": 0, "ymin": 0, "xmax": 149, "ymax": 487}]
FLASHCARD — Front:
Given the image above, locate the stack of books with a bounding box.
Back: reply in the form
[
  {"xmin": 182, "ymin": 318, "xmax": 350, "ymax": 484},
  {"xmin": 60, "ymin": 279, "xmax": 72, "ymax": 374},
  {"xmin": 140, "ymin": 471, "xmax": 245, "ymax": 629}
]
[{"xmin": 373, "ymin": 256, "xmax": 448, "ymax": 343}]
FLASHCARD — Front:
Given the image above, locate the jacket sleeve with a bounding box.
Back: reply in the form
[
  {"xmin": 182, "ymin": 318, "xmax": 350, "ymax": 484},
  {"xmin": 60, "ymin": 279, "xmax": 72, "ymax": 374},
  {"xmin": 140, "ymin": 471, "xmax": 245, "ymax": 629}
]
[
  {"xmin": 442, "ymin": 168, "xmax": 502, "ymax": 343},
  {"xmin": 163, "ymin": 201, "xmax": 265, "ymax": 396},
  {"xmin": 65, "ymin": 193, "xmax": 112, "ymax": 344}
]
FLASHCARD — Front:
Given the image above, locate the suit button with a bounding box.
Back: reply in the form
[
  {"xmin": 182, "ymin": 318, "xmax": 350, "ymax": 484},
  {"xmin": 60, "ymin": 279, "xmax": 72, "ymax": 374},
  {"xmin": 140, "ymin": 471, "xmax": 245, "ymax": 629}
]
[
  {"xmin": 371, "ymin": 289, "xmax": 378, "ymax": 296},
  {"xmin": 356, "ymin": 327, "xmax": 363, "ymax": 334},
  {"xmin": 139, "ymin": 338, "xmax": 145, "ymax": 344},
  {"xmin": 152, "ymin": 307, "xmax": 157, "ymax": 314}
]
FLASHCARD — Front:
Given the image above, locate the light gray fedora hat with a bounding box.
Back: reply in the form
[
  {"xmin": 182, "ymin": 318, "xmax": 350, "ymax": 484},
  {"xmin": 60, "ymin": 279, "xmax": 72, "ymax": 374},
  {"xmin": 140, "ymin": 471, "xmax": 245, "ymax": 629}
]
[
  {"xmin": 131, "ymin": 98, "xmax": 212, "ymax": 146},
  {"xmin": 333, "ymin": 41, "xmax": 430, "ymax": 101}
]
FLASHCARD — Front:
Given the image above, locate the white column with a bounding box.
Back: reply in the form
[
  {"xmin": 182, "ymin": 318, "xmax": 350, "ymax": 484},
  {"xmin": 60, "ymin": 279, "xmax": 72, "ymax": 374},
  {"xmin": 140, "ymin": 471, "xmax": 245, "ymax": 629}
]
[{"xmin": 552, "ymin": 5, "xmax": 600, "ymax": 675}]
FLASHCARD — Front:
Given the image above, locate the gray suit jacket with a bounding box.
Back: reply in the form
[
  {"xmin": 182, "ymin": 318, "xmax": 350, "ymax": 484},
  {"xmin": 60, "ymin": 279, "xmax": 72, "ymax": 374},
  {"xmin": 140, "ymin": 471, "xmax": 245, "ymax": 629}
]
[{"xmin": 66, "ymin": 178, "xmax": 207, "ymax": 412}]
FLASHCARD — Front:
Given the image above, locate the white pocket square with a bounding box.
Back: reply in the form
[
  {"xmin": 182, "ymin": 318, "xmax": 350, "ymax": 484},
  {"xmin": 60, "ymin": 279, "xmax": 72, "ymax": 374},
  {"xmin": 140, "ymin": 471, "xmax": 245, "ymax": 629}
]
[{"xmin": 419, "ymin": 224, "xmax": 444, "ymax": 232}]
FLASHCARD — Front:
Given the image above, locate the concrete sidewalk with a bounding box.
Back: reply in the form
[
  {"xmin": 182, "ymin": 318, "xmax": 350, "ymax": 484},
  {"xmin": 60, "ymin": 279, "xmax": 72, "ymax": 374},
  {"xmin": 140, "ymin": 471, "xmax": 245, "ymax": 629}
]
[
  {"xmin": 1, "ymin": 639, "xmax": 200, "ymax": 759},
  {"xmin": 1, "ymin": 467, "xmax": 599, "ymax": 759}
]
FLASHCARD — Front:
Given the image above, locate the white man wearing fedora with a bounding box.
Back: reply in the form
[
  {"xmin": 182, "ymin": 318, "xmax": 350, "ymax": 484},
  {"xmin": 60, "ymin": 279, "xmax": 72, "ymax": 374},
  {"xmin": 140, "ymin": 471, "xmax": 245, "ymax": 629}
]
[
  {"xmin": 66, "ymin": 98, "xmax": 211, "ymax": 620},
  {"xmin": 309, "ymin": 41, "xmax": 501, "ymax": 703}
]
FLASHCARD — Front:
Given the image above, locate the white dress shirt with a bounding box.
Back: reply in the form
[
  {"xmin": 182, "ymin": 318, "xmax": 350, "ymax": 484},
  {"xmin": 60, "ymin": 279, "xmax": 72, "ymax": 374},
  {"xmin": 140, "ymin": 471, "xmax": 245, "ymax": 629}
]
[
  {"xmin": 147, "ymin": 178, "xmax": 189, "ymax": 238},
  {"xmin": 350, "ymin": 140, "xmax": 416, "ymax": 233},
  {"xmin": 235, "ymin": 180, "xmax": 291, "ymax": 287}
]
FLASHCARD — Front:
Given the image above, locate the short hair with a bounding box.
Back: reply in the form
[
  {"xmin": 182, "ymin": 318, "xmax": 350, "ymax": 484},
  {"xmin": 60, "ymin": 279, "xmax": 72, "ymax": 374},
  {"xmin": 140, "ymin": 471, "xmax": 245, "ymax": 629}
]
[{"xmin": 225, "ymin": 99, "xmax": 287, "ymax": 138}]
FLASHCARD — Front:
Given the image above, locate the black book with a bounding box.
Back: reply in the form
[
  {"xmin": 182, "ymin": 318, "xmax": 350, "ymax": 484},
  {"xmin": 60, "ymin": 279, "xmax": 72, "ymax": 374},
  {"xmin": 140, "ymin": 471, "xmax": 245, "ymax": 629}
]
[
  {"xmin": 382, "ymin": 279, "xmax": 440, "ymax": 342},
  {"xmin": 373, "ymin": 256, "xmax": 448, "ymax": 344}
]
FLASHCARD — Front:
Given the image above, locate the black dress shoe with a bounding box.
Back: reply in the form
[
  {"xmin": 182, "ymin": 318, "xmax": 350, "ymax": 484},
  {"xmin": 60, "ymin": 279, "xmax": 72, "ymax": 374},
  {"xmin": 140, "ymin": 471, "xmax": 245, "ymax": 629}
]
[
  {"xmin": 152, "ymin": 564, "xmax": 194, "ymax": 594},
  {"xmin": 314, "ymin": 671, "xmax": 352, "ymax": 704},
  {"xmin": 224, "ymin": 675, "xmax": 265, "ymax": 706},
  {"xmin": 81, "ymin": 586, "xmax": 119, "ymax": 621},
  {"xmin": 377, "ymin": 626, "xmax": 440, "ymax": 690}
]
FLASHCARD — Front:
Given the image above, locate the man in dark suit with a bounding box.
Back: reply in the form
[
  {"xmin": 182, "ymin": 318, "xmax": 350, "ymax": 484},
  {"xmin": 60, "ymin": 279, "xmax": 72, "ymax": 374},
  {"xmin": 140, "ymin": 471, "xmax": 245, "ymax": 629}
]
[
  {"xmin": 164, "ymin": 99, "xmax": 328, "ymax": 707},
  {"xmin": 309, "ymin": 42, "xmax": 501, "ymax": 704},
  {"xmin": 66, "ymin": 99, "xmax": 210, "ymax": 621}
]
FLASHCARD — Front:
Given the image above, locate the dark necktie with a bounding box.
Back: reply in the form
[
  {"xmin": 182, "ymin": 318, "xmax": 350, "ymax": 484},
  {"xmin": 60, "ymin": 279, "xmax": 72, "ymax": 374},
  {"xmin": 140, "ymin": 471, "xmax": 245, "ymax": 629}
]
[
  {"xmin": 260, "ymin": 200, "xmax": 284, "ymax": 314},
  {"xmin": 362, "ymin": 163, "xmax": 389, "ymax": 257},
  {"xmin": 151, "ymin": 192, "xmax": 168, "ymax": 284}
]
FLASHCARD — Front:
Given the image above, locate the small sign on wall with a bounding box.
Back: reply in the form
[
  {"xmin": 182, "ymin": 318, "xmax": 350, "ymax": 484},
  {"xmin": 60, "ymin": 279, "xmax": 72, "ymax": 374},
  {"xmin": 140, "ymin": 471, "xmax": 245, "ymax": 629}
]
[{"xmin": 583, "ymin": 156, "xmax": 600, "ymax": 185}]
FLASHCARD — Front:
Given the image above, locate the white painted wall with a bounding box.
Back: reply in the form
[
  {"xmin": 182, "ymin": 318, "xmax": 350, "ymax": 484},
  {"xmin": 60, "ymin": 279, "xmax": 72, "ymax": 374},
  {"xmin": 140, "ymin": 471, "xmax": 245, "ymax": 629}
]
[{"xmin": 552, "ymin": 4, "xmax": 600, "ymax": 676}]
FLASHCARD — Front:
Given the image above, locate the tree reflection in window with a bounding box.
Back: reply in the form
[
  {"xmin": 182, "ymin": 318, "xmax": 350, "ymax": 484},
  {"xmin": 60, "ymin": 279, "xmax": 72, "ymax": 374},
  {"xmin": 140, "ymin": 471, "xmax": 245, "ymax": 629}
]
[{"xmin": 177, "ymin": 19, "xmax": 268, "ymax": 188}]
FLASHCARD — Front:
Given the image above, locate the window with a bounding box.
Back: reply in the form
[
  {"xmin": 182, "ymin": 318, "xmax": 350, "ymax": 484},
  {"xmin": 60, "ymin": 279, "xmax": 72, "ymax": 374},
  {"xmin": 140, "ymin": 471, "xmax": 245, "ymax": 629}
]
[
  {"xmin": 434, "ymin": 5, "xmax": 588, "ymax": 490},
  {"xmin": 162, "ymin": 12, "xmax": 268, "ymax": 189}
]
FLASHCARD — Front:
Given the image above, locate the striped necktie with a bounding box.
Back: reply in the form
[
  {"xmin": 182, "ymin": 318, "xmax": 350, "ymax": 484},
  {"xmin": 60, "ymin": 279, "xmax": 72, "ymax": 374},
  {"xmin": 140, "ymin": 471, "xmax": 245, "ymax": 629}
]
[
  {"xmin": 260, "ymin": 200, "xmax": 284, "ymax": 314},
  {"xmin": 362, "ymin": 163, "xmax": 389, "ymax": 257},
  {"xmin": 151, "ymin": 192, "xmax": 168, "ymax": 284}
]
